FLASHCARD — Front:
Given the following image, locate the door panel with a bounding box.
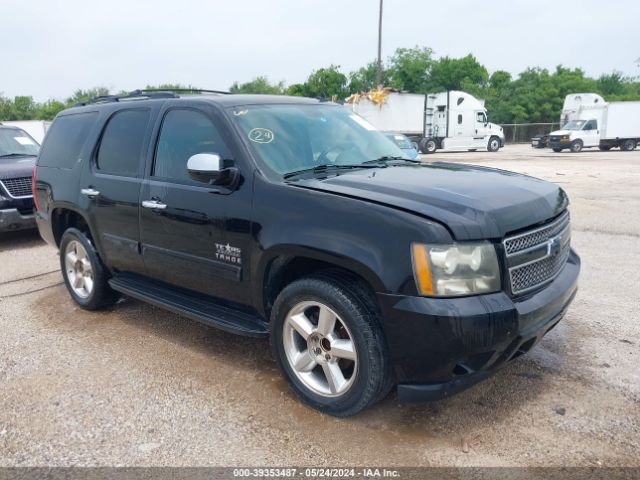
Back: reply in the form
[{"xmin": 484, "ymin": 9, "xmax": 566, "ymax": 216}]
[
  {"xmin": 79, "ymin": 108, "xmax": 154, "ymax": 274},
  {"xmin": 139, "ymin": 106, "xmax": 254, "ymax": 305},
  {"xmin": 581, "ymin": 120, "xmax": 600, "ymax": 147}
]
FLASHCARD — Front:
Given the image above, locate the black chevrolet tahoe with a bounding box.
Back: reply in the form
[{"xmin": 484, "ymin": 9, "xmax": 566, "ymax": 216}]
[
  {"xmin": 0, "ymin": 124, "xmax": 39, "ymax": 231},
  {"xmin": 34, "ymin": 90, "xmax": 580, "ymax": 416}
]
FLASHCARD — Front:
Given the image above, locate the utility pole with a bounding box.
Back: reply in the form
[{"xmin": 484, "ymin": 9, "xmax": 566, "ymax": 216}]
[{"xmin": 376, "ymin": 0, "xmax": 383, "ymax": 88}]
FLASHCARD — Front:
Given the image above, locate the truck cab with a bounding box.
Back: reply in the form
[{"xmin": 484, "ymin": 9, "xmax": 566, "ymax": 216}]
[
  {"xmin": 424, "ymin": 91, "xmax": 505, "ymax": 153},
  {"xmin": 549, "ymin": 119, "xmax": 600, "ymax": 153}
]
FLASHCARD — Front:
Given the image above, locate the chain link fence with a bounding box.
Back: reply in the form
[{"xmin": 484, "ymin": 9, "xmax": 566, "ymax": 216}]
[{"xmin": 500, "ymin": 123, "xmax": 561, "ymax": 144}]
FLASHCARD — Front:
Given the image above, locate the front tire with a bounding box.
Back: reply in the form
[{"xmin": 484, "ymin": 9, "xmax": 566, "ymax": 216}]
[
  {"xmin": 271, "ymin": 273, "xmax": 392, "ymax": 416},
  {"xmin": 570, "ymin": 140, "xmax": 583, "ymax": 153},
  {"xmin": 487, "ymin": 136, "xmax": 501, "ymax": 152},
  {"xmin": 60, "ymin": 228, "xmax": 118, "ymax": 310}
]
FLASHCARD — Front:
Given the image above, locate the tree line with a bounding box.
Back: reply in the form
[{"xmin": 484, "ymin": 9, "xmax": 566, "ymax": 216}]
[{"xmin": 2, "ymin": 47, "xmax": 639, "ymax": 124}]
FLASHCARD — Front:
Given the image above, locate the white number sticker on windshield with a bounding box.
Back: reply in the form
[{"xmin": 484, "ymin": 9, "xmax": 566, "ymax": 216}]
[
  {"xmin": 14, "ymin": 136, "xmax": 35, "ymax": 146},
  {"xmin": 248, "ymin": 128, "xmax": 275, "ymax": 144}
]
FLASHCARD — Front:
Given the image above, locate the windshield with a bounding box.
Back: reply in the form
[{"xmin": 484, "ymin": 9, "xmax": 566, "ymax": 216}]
[
  {"xmin": 0, "ymin": 128, "xmax": 40, "ymax": 158},
  {"xmin": 228, "ymin": 104, "xmax": 407, "ymax": 175},
  {"xmin": 562, "ymin": 120, "xmax": 586, "ymax": 131},
  {"xmin": 386, "ymin": 134, "xmax": 413, "ymax": 149}
]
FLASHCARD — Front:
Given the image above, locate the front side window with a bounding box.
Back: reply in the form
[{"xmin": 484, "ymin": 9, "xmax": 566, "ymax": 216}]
[
  {"xmin": 96, "ymin": 109, "xmax": 150, "ymax": 177},
  {"xmin": 583, "ymin": 120, "xmax": 597, "ymax": 131},
  {"xmin": 476, "ymin": 112, "xmax": 487, "ymax": 123},
  {"xmin": 228, "ymin": 104, "xmax": 406, "ymax": 175},
  {"xmin": 154, "ymin": 109, "xmax": 232, "ymax": 182}
]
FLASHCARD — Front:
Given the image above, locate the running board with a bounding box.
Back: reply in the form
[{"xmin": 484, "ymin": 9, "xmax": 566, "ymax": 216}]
[{"xmin": 109, "ymin": 275, "xmax": 269, "ymax": 338}]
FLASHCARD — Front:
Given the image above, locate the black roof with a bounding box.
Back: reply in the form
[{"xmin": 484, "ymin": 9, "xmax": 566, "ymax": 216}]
[{"xmin": 62, "ymin": 90, "xmax": 322, "ymax": 116}]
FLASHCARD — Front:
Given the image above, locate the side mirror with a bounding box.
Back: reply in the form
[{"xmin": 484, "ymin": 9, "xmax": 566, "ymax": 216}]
[{"xmin": 187, "ymin": 153, "xmax": 236, "ymax": 185}]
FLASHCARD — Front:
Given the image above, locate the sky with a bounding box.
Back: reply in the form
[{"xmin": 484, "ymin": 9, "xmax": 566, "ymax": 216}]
[{"xmin": 2, "ymin": 0, "xmax": 639, "ymax": 102}]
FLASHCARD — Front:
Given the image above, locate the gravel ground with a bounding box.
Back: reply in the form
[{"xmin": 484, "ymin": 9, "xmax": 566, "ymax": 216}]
[{"xmin": 0, "ymin": 144, "xmax": 638, "ymax": 467}]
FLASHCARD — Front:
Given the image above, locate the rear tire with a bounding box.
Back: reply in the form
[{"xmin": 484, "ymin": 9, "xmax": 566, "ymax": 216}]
[
  {"xmin": 59, "ymin": 228, "xmax": 119, "ymax": 310},
  {"xmin": 419, "ymin": 138, "xmax": 437, "ymax": 154},
  {"xmin": 620, "ymin": 139, "xmax": 637, "ymax": 151},
  {"xmin": 552, "ymin": 148, "xmax": 563, "ymax": 153},
  {"xmin": 487, "ymin": 136, "xmax": 500, "ymax": 152},
  {"xmin": 270, "ymin": 273, "xmax": 393, "ymax": 416},
  {"xmin": 570, "ymin": 140, "xmax": 583, "ymax": 153}
]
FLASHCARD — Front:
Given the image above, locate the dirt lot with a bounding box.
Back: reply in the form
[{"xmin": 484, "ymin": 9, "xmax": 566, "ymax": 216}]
[{"xmin": 0, "ymin": 144, "xmax": 638, "ymax": 467}]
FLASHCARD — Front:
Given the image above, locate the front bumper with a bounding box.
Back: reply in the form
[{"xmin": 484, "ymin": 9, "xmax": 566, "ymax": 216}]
[
  {"xmin": 0, "ymin": 207, "xmax": 36, "ymax": 232},
  {"xmin": 549, "ymin": 139, "xmax": 571, "ymax": 150},
  {"xmin": 378, "ymin": 249, "xmax": 580, "ymax": 402}
]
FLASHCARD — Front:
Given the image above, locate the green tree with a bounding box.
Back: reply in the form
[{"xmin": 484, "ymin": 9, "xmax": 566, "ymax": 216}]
[
  {"xmin": 36, "ymin": 100, "xmax": 66, "ymax": 120},
  {"xmin": 387, "ymin": 46, "xmax": 433, "ymax": 92},
  {"xmin": 348, "ymin": 61, "xmax": 392, "ymax": 93},
  {"xmin": 303, "ymin": 65, "xmax": 348, "ymax": 99},
  {"xmin": 229, "ymin": 76, "xmax": 284, "ymax": 94},
  {"xmin": 284, "ymin": 83, "xmax": 308, "ymax": 97},
  {"xmin": 11, "ymin": 96, "xmax": 38, "ymax": 120},
  {"xmin": 65, "ymin": 87, "xmax": 110, "ymax": 106},
  {"xmin": 428, "ymin": 54, "xmax": 489, "ymax": 95}
]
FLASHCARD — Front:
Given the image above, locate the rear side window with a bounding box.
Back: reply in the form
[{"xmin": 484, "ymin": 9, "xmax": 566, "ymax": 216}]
[
  {"xmin": 96, "ymin": 109, "xmax": 150, "ymax": 177},
  {"xmin": 38, "ymin": 112, "xmax": 98, "ymax": 168}
]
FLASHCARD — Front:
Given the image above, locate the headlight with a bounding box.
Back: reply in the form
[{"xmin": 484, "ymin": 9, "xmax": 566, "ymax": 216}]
[{"xmin": 411, "ymin": 242, "xmax": 501, "ymax": 297}]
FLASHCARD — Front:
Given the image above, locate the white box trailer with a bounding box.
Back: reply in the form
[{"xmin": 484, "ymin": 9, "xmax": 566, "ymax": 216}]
[
  {"xmin": 601, "ymin": 101, "xmax": 640, "ymax": 141},
  {"xmin": 347, "ymin": 90, "xmax": 505, "ymax": 154},
  {"xmin": 0, "ymin": 120, "xmax": 51, "ymax": 144},
  {"xmin": 549, "ymin": 94, "xmax": 640, "ymax": 152}
]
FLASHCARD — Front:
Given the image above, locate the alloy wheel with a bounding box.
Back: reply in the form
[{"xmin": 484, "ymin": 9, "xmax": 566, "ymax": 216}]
[
  {"xmin": 64, "ymin": 240, "xmax": 94, "ymax": 298},
  {"xmin": 283, "ymin": 301, "xmax": 358, "ymax": 397}
]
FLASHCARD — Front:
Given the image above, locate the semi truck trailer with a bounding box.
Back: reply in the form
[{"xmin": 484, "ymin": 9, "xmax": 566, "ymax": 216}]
[{"xmin": 348, "ymin": 90, "xmax": 505, "ymax": 154}]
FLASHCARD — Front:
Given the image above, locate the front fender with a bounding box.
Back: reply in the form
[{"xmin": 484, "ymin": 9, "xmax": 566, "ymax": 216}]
[{"xmin": 249, "ymin": 177, "xmax": 453, "ymax": 312}]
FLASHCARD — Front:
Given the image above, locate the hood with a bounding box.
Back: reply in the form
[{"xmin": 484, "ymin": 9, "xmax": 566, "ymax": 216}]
[
  {"xmin": 291, "ymin": 163, "xmax": 568, "ymax": 240},
  {"xmin": 488, "ymin": 122, "xmax": 504, "ymax": 138},
  {"xmin": 550, "ymin": 130, "xmax": 571, "ymax": 136},
  {"xmin": 0, "ymin": 155, "xmax": 36, "ymax": 180}
]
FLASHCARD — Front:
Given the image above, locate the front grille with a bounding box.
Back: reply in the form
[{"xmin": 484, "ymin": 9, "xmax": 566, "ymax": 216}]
[
  {"xmin": 504, "ymin": 211, "xmax": 569, "ymax": 255},
  {"xmin": 504, "ymin": 212, "xmax": 571, "ymax": 295},
  {"xmin": 0, "ymin": 177, "xmax": 32, "ymax": 198}
]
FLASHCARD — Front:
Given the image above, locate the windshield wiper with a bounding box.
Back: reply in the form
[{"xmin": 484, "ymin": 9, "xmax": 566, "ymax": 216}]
[
  {"xmin": 283, "ymin": 163, "xmax": 382, "ymax": 179},
  {"xmin": 0, "ymin": 153, "xmax": 36, "ymax": 158},
  {"xmin": 363, "ymin": 155, "xmax": 420, "ymax": 164}
]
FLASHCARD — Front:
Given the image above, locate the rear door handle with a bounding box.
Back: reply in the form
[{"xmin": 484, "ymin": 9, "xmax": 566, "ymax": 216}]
[
  {"xmin": 80, "ymin": 188, "xmax": 100, "ymax": 197},
  {"xmin": 141, "ymin": 200, "xmax": 167, "ymax": 210}
]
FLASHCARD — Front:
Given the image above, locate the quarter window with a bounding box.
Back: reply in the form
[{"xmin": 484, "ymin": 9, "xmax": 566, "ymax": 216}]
[
  {"xmin": 458, "ymin": 114, "xmax": 463, "ymax": 125},
  {"xmin": 38, "ymin": 112, "xmax": 98, "ymax": 169},
  {"xmin": 96, "ymin": 109, "xmax": 150, "ymax": 177},
  {"xmin": 153, "ymin": 109, "xmax": 231, "ymax": 182}
]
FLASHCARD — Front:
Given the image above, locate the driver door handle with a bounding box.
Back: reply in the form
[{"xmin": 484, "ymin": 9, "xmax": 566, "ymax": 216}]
[
  {"xmin": 141, "ymin": 199, "xmax": 167, "ymax": 210},
  {"xmin": 80, "ymin": 188, "xmax": 100, "ymax": 197}
]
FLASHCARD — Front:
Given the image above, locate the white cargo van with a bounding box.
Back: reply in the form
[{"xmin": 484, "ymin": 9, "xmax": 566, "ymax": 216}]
[
  {"xmin": 348, "ymin": 91, "xmax": 505, "ymax": 154},
  {"xmin": 549, "ymin": 93, "xmax": 640, "ymax": 152}
]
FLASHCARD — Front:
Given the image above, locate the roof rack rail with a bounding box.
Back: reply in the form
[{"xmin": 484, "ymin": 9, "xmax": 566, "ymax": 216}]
[
  {"xmin": 75, "ymin": 88, "xmax": 230, "ymax": 107},
  {"xmin": 75, "ymin": 89, "xmax": 178, "ymax": 106},
  {"xmin": 142, "ymin": 88, "xmax": 231, "ymax": 95}
]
